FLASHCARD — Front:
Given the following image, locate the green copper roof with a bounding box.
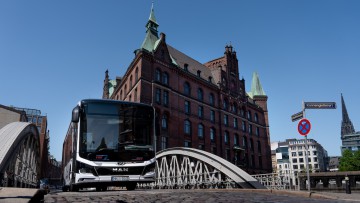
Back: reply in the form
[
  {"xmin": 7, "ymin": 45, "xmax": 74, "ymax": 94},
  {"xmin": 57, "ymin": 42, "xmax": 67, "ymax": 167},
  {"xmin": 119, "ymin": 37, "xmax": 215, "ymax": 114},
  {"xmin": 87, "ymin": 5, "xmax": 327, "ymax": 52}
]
[
  {"xmin": 248, "ymin": 72, "xmax": 266, "ymax": 98},
  {"xmin": 108, "ymin": 80, "xmax": 117, "ymax": 98},
  {"xmin": 149, "ymin": 3, "xmax": 157, "ymax": 25},
  {"xmin": 140, "ymin": 3, "xmax": 159, "ymax": 52}
]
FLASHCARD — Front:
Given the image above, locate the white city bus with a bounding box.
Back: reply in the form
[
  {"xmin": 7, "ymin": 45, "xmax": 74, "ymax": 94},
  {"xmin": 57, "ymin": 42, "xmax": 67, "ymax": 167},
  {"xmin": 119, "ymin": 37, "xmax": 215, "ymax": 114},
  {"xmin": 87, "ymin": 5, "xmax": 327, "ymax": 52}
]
[{"xmin": 62, "ymin": 99, "xmax": 156, "ymax": 191}]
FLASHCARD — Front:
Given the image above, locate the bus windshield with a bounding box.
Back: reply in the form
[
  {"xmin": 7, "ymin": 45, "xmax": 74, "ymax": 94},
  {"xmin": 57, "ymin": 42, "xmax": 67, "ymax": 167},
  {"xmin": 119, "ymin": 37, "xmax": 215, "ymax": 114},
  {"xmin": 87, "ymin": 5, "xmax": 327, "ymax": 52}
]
[{"xmin": 79, "ymin": 102, "xmax": 154, "ymax": 162}]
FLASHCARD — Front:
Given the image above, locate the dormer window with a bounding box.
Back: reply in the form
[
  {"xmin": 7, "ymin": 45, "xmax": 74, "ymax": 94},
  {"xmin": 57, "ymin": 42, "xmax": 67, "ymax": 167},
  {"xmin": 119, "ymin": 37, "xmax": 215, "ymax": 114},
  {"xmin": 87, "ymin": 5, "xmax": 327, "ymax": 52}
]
[
  {"xmin": 184, "ymin": 63, "xmax": 188, "ymax": 71},
  {"xmin": 197, "ymin": 70, "xmax": 201, "ymax": 77},
  {"xmin": 208, "ymin": 76, "xmax": 212, "ymax": 83}
]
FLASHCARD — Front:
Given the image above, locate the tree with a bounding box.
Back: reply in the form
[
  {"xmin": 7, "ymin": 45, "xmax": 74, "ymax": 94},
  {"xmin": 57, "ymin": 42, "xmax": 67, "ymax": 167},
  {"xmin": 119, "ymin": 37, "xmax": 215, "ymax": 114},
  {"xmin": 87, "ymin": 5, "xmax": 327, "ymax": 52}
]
[{"xmin": 339, "ymin": 149, "xmax": 360, "ymax": 171}]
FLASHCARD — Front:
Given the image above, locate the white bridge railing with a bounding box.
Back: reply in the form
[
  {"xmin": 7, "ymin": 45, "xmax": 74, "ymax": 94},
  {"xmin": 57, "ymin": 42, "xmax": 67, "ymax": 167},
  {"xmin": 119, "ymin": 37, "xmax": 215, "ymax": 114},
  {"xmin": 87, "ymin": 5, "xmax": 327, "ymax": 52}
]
[
  {"xmin": 138, "ymin": 147, "xmax": 267, "ymax": 189},
  {"xmin": 252, "ymin": 173, "xmax": 298, "ymax": 190}
]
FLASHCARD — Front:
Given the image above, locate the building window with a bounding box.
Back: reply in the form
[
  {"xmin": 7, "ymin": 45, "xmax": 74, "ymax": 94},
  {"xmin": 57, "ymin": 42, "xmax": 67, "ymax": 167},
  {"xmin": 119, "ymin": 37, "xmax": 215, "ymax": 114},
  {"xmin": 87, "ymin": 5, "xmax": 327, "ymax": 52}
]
[
  {"xmin": 120, "ymin": 90, "xmax": 123, "ymax": 100},
  {"xmin": 225, "ymin": 149, "xmax": 231, "ymax": 161},
  {"xmin": 184, "ymin": 82, "xmax": 191, "ymax": 96},
  {"xmin": 313, "ymin": 151, "xmax": 317, "ymax": 155},
  {"xmin": 134, "ymin": 88, "xmax": 137, "ymax": 101},
  {"xmin": 197, "ymin": 88, "xmax": 203, "ymax": 101},
  {"xmin": 298, "ymin": 146, "xmax": 302, "ymax": 150},
  {"xmin": 256, "ymin": 127, "xmax": 260, "ymax": 136},
  {"xmin": 234, "ymin": 134, "xmax": 239, "ymax": 145},
  {"xmin": 233, "ymin": 103, "xmax": 237, "ymax": 113},
  {"xmin": 130, "ymin": 75, "xmax": 133, "ymax": 88},
  {"xmin": 135, "ymin": 67, "xmax": 139, "ymax": 81},
  {"xmin": 211, "ymin": 147, "xmax": 217, "ymax": 155},
  {"xmin": 185, "ymin": 101, "xmax": 190, "ymax": 114},
  {"xmin": 184, "ymin": 63, "xmax": 189, "ymax": 71},
  {"xmin": 257, "ymin": 141, "xmax": 261, "ymax": 153},
  {"xmin": 163, "ymin": 72, "xmax": 169, "ymax": 85},
  {"xmin": 233, "ymin": 117, "xmax": 238, "ymax": 129},
  {"xmin": 198, "ymin": 124, "xmax": 204, "ymax": 138},
  {"xmin": 314, "ymin": 164, "xmax": 319, "ymax": 169},
  {"xmin": 223, "ymin": 99, "xmax": 228, "ymax": 110},
  {"xmin": 224, "ymin": 114, "xmax": 228, "ymax": 126},
  {"xmin": 293, "ymin": 165, "xmax": 298, "ymax": 169},
  {"xmin": 184, "ymin": 120, "xmax": 191, "ymax": 135},
  {"xmin": 161, "ymin": 136, "xmax": 168, "ymax": 150},
  {"xmin": 313, "ymin": 157, "xmax": 318, "ymax": 162},
  {"xmin": 155, "ymin": 69, "xmax": 161, "ymax": 82},
  {"xmin": 298, "ymin": 151, "xmax": 303, "ymax": 156},
  {"xmin": 209, "ymin": 93, "xmax": 215, "ymax": 106},
  {"xmin": 250, "ymin": 139, "xmax": 254, "ymax": 151},
  {"xmin": 293, "ymin": 158, "xmax": 298, "ymax": 163},
  {"xmin": 243, "ymin": 136, "xmax": 247, "ymax": 149},
  {"xmin": 197, "ymin": 70, "xmax": 201, "ymax": 77},
  {"xmin": 299, "ymin": 158, "xmax": 304, "ymax": 163},
  {"xmin": 210, "ymin": 128, "xmax": 215, "ymax": 143},
  {"xmin": 184, "ymin": 140, "xmax": 191, "ymax": 148},
  {"xmin": 224, "ymin": 131, "xmax": 229, "ymax": 144},
  {"xmin": 129, "ymin": 95, "xmax": 132, "ymax": 102},
  {"xmin": 198, "ymin": 106, "xmax": 204, "ymax": 118},
  {"xmin": 208, "ymin": 76, "xmax": 212, "ymax": 83},
  {"xmin": 241, "ymin": 108, "xmax": 245, "ymax": 117},
  {"xmin": 247, "ymin": 111, "xmax": 252, "ymax": 121},
  {"xmin": 155, "ymin": 88, "xmax": 161, "ymax": 104},
  {"xmin": 254, "ymin": 113, "xmax": 259, "ymax": 123},
  {"xmin": 259, "ymin": 156, "xmax": 263, "ymax": 168},
  {"xmin": 210, "ymin": 110, "xmax": 215, "ymax": 123},
  {"xmin": 292, "ymin": 152, "xmax": 297, "ymax": 156},
  {"xmin": 163, "ymin": 91, "xmax": 169, "ymax": 106},
  {"xmin": 242, "ymin": 121, "xmax": 246, "ymax": 132},
  {"xmin": 248, "ymin": 124, "xmax": 252, "ymax": 135},
  {"xmin": 161, "ymin": 114, "xmax": 168, "ymax": 129}
]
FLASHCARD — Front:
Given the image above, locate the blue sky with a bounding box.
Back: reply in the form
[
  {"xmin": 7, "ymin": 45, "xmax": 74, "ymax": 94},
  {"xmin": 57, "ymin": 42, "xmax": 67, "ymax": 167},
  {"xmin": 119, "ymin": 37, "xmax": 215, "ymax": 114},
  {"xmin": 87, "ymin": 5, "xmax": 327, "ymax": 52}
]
[{"xmin": 1, "ymin": 0, "xmax": 359, "ymax": 161}]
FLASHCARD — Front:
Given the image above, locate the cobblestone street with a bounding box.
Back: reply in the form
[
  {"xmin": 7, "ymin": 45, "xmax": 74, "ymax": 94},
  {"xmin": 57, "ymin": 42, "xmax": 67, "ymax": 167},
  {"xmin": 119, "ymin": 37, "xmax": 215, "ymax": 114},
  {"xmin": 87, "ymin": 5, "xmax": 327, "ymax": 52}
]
[{"xmin": 44, "ymin": 189, "xmax": 360, "ymax": 203}]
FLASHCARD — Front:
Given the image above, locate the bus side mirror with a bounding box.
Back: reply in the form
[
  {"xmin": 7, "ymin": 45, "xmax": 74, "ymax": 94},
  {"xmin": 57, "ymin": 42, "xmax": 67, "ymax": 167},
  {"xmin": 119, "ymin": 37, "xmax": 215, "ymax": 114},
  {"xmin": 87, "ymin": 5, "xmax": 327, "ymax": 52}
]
[{"xmin": 72, "ymin": 106, "xmax": 80, "ymax": 123}]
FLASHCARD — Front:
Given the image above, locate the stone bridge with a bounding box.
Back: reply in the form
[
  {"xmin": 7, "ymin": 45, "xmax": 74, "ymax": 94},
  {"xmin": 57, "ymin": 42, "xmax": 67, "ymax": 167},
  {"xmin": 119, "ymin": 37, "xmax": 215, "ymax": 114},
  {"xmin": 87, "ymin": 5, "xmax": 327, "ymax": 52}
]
[{"xmin": 0, "ymin": 122, "xmax": 40, "ymax": 188}]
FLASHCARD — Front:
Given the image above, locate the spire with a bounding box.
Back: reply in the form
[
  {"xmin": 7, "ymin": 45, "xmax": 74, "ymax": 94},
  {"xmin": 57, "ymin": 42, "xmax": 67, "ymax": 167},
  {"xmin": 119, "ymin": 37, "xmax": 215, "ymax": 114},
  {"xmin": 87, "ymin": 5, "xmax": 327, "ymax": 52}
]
[
  {"xmin": 102, "ymin": 69, "xmax": 109, "ymax": 99},
  {"xmin": 140, "ymin": 3, "xmax": 159, "ymax": 52},
  {"xmin": 341, "ymin": 93, "xmax": 355, "ymax": 137},
  {"xmin": 248, "ymin": 72, "xmax": 266, "ymax": 98}
]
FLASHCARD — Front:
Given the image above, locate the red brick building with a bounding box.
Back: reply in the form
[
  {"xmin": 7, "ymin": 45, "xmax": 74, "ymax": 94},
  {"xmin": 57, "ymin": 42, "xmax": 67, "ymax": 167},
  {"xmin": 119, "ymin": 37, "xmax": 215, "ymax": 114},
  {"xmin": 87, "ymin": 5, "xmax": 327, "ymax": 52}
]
[{"xmin": 103, "ymin": 5, "xmax": 271, "ymax": 174}]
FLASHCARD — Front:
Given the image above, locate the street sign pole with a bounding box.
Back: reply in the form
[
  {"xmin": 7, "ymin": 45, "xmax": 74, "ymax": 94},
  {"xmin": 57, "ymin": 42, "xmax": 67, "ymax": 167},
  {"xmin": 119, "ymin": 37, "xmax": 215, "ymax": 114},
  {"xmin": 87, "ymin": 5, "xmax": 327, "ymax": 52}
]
[{"xmin": 302, "ymin": 101, "xmax": 310, "ymax": 192}]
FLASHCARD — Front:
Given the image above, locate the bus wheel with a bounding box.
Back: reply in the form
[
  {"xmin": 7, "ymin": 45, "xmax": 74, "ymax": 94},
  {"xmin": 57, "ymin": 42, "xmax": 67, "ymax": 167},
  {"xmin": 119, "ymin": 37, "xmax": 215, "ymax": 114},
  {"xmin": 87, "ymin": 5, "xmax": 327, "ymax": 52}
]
[
  {"xmin": 70, "ymin": 184, "xmax": 78, "ymax": 192},
  {"xmin": 102, "ymin": 186, "xmax": 107, "ymax": 191},
  {"xmin": 96, "ymin": 187, "xmax": 101, "ymax": 192},
  {"xmin": 126, "ymin": 183, "xmax": 137, "ymax": 190}
]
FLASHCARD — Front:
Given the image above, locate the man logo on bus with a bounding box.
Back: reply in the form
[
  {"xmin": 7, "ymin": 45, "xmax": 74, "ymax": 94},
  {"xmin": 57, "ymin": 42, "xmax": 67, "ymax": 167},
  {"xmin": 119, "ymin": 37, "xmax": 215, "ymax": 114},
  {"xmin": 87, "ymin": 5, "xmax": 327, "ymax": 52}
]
[{"xmin": 112, "ymin": 168, "xmax": 128, "ymax": 172}]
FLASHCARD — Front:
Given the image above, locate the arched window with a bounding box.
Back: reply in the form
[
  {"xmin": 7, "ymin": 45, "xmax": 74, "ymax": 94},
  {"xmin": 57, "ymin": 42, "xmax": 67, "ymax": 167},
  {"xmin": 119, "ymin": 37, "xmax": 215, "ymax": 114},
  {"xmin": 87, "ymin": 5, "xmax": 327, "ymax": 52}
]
[
  {"xmin": 233, "ymin": 103, "xmax": 238, "ymax": 113},
  {"xmin": 184, "ymin": 82, "xmax": 191, "ymax": 96},
  {"xmin": 247, "ymin": 111, "xmax": 252, "ymax": 121},
  {"xmin": 254, "ymin": 113, "xmax": 259, "ymax": 123},
  {"xmin": 120, "ymin": 90, "xmax": 123, "ymax": 100},
  {"xmin": 184, "ymin": 120, "xmax": 191, "ymax": 135},
  {"xmin": 161, "ymin": 114, "xmax": 168, "ymax": 129},
  {"xmin": 162, "ymin": 72, "xmax": 169, "ymax": 85},
  {"xmin": 135, "ymin": 67, "xmax": 139, "ymax": 81},
  {"xmin": 257, "ymin": 141, "xmax": 262, "ymax": 153},
  {"xmin": 134, "ymin": 88, "xmax": 137, "ymax": 101},
  {"xmin": 155, "ymin": 69, "xmax": 161, "ymax": 82},
  {"xmin": 198, "ymin": 123, "xmax": 204, "ymax": 138},
  {"xmin": 197, "ymin": 88, "xmax": 203, "ymax": 101},
  {"xmin": 129, "ymin": 75, "xmax": 133, "ymax": 88}
]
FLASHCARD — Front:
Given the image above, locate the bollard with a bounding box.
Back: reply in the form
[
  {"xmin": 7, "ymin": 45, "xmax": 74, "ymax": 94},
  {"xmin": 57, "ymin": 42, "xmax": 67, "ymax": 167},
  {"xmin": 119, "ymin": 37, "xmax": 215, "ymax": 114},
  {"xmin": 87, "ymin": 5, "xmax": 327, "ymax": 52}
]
[{"xmin": 345, "ymin": 176, "xmax": 351, "ymax": 194}]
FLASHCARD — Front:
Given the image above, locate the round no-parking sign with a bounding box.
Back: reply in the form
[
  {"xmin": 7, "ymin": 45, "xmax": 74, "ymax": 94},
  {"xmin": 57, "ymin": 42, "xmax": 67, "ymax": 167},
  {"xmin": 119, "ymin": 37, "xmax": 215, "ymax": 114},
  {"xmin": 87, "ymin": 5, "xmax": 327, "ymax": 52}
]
[{"xmin": 298, "ymin": 118, "xmax": 311, "ymax": 136}]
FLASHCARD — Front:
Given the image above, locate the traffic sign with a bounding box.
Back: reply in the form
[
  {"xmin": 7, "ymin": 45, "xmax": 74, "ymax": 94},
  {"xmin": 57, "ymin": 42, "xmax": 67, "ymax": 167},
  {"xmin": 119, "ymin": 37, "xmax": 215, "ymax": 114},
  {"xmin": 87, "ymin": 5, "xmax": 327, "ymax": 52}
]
[
  {"xmin": 298, "ymin": 118, "xmax": 311, "ymax": 136},
  {"xmin": 291, "ymin": 111, "xmax": 303, "ymax": 122},
  {"xmin": 304, "ymin": 102, "xmax": 336, "ymax": 109}
]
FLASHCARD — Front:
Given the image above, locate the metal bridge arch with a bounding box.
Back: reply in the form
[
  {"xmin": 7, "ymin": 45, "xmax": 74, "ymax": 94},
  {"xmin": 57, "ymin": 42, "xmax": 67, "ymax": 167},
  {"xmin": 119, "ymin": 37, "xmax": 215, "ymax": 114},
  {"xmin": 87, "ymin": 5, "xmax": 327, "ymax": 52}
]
[
  {"xmin": 0, "ymin": 122, "xmax": 40, "ymax": 188},
  {"xmin": 153, "ymin": 147, "xmax": 265, "ymax": 189}
]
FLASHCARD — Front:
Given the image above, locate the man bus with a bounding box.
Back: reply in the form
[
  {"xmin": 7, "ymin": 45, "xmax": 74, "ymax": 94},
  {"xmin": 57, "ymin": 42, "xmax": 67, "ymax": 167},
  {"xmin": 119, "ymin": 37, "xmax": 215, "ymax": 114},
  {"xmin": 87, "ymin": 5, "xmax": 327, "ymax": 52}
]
[{"xmin": 62, "ymin": 99, "xmax": 156, "ymax": 191}]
